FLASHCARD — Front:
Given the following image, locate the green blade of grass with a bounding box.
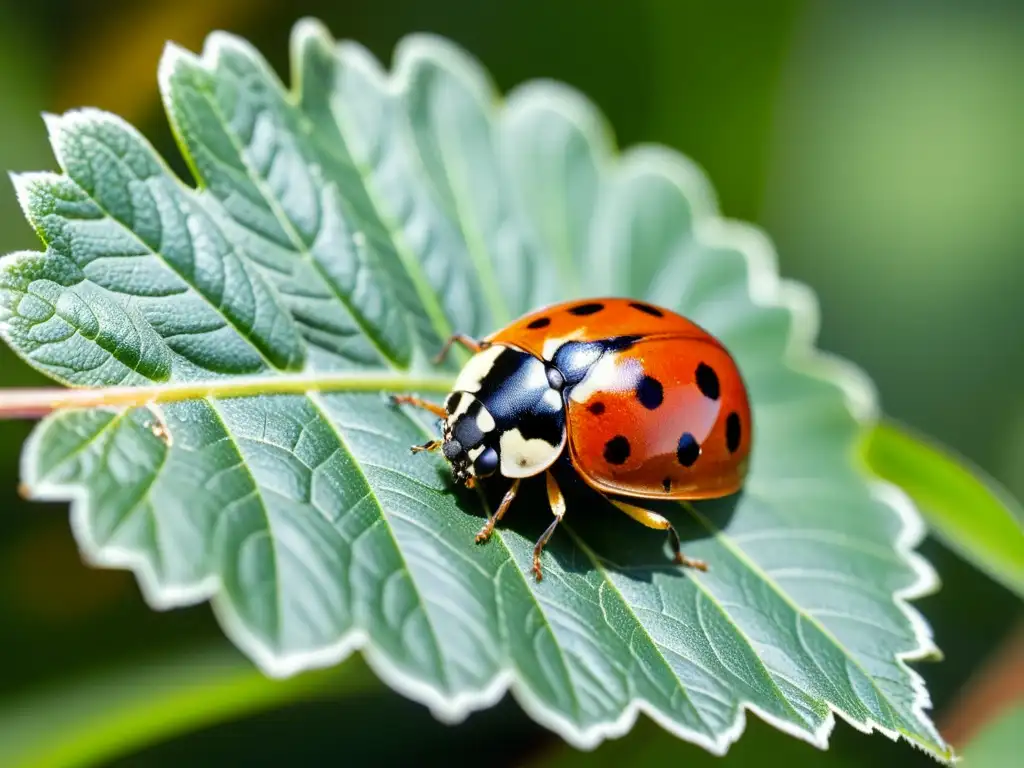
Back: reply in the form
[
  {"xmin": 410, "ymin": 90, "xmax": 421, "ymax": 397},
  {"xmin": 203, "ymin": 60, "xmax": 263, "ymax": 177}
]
[{"xmin": 0, "ymin": 643, "xmax": 377, "ymax": 768}]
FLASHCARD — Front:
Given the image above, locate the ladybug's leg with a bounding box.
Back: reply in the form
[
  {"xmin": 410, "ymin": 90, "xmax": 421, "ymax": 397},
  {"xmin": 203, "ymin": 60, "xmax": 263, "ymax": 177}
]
[
  {"xmin": 475, "ymin": 478, "xmax": 520, "ymax": 544},
  {"xmin": 410, "ymin": 439, "xmax": 441, "ymax": 454},
  {"xmin": 433, "ymin": 334, "xmax": 485, "ymax": 365},
  {"xmin": 608, "ymin": 499, "xmax": 708, "ymax": 572},
  {"xmin": 390, "ymin": 394, "xmax": 447, "ymax": 420},
  {"xmin": 531, "ymin": 471, "xmax": 567, "ymax": 581}
]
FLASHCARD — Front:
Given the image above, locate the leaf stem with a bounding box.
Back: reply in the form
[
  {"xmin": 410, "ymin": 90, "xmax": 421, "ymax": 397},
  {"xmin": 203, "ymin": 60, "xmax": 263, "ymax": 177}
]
[{"xmin": 0, "ymin": 372, "xmax": 456, "ymax": 420}]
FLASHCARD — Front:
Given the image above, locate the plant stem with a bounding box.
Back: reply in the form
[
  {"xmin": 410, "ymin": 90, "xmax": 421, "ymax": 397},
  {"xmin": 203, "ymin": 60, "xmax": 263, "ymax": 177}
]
[{"xmin": 0, "ymin": 372, "xmax": 456, "ymax": 420}]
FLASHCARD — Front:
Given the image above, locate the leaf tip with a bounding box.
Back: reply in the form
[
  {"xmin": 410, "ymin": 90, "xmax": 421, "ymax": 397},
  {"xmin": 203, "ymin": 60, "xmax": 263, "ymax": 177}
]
[
  {"xmin": 39, "ymin": 108, "xmax": 94, "ymax": 157},
  {"xmin": 157, "ymin": 40, "xmax": 201, "ymax": 90},
  {"xmin": 41, "ymin": 108, "xmax": 147, "ymax": 178},
  {"xmin": 8, "ymin": 171, "xmax": 36, "ymax": 223},
  {"xmin": 39, "ymin": 111, "xmax": 64, "ymax": 145},
  {"xmin": 292, "ymin": 16, "xmax": 334, "ymax": 50},
  {"xmin": 507, "ymin": 80, "xmax": 614, "ymax": 138},
  {"xmin": 621, "ymin": 144, "xmax": 721, "ymax": 221},
  {"xmin": 202, "ymin": 29, "xmax": 261, "ymax": 67},
  {"xmin": 7, "ymin": 171, "xmax": 69, "ymax": 236},
  {"xmin": 393, "ymin": 31, "xmax": 495, "ymax": 103}
]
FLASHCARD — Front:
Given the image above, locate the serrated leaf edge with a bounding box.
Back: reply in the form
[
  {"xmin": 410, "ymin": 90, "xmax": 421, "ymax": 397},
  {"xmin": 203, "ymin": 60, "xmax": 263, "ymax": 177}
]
[{"xmin": 11, "ymin": 18, "xmax": 951, "ymax": 761}]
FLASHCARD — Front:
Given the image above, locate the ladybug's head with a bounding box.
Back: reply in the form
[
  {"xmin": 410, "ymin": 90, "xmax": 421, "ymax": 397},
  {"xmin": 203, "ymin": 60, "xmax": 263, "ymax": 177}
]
[
  {"xmin": 440, "ymin": 391, "xmax": 500, "ymax": 485},
  {"xmin": 440, "ymin": 343, "xmax": 569, "ymax": 486}
]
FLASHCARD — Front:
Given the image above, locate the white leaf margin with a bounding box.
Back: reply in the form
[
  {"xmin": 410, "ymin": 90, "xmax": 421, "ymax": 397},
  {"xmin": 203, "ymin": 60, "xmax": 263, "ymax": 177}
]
[{"xmin": 11, "ymin": 18, "xmax": 949, "ymax": 761}]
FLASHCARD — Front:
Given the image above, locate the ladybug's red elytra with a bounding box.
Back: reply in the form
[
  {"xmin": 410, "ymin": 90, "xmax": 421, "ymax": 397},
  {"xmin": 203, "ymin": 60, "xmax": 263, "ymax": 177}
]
[{"xmin": 392, "ymin": 297, "xmax": 752, "ymax": 581}]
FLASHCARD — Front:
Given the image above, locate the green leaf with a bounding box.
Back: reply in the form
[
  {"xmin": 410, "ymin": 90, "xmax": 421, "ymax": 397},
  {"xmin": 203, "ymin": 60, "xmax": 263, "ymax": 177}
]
[
  {"xmin": 863, "ymin": 420, "xmax": 1024, "ymax": 599},
  {"xmin": 0, "ymin": 18, "xmax": 952, "ymax": 761},
  {"xmin": 0, "ymin": 644, "xmax": 376, "ymax": 768}
]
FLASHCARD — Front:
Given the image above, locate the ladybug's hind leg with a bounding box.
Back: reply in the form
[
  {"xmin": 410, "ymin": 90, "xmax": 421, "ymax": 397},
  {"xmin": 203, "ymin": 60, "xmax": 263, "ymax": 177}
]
[
  {"xmin": 609, "ymin": 498, "xmax": 709, "ymax": 572},
  {"xmin": 531, "ymin": 471, "xmax": 567, "ymax": 581}
]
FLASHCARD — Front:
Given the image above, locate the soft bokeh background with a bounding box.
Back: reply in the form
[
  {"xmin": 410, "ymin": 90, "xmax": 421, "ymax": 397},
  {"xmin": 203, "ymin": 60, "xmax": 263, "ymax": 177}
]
[{"xmin": 0, "ymin": 0, "xmax": 1021, "ymax": 765}]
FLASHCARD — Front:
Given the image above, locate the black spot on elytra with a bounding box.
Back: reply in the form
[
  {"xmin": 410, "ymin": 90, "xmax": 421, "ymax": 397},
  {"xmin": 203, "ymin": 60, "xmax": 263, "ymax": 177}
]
[
  {"xmin": 662, "ymin": 476, "xmax": 672, "ymax": 492},
  {"xmin": 635, "ymin": 376, "xmax": 663, "ymax": 409},
  {"xmin": 604, "ymin": 435, "xmax": 631, "ymax": 465},
  {"xmin": 568, "ymin": 302, "xmax": 604, "ymax": 316},
  {"xmin": 695, "ymin": 362, "xmax": 720, "ymax": 401},
  {"xmin": 726, "ymin": 412, "xmax": 742, "ymax": 453},
  {"xmin": 587, "ymin": 401, "xmax": 605, "ymax": 415},
  {"xmin": 527, "ymin": 316, "xmax": 551, "ymax": 329},
  {"xmin": 629, "ymin": 302, "xmax": 664, "ymax": 318},
  {"xmin": 676, "ymin": 432, "xmax": 700, "ymax": 467}
]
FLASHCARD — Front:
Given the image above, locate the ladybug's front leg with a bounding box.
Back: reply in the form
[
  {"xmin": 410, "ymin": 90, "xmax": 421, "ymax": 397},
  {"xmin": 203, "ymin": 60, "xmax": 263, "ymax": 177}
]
[
  {"xmin": 390, "ymin": 394, "xmax": 447, "ymax": 420},
  {"xmin": 410, "ymin": 439, "xmax": 441, "ymax": 454},
  {"xmin": 391, "ymin": 396, "xmax": 447, "ymax": 456},
  {"xmin": 608, "ymin": 498, "xmax": 709, "ymax": 572},
  {"xmin": 433, "ymin": 334, "xmax": 486, "ymax": 365}
]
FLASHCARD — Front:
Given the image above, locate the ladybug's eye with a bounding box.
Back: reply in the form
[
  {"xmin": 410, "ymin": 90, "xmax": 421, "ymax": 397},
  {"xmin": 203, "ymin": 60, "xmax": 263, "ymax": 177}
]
[{"xmin": 473, "ymin": 446, "xmax": 499, "ymax": 477}]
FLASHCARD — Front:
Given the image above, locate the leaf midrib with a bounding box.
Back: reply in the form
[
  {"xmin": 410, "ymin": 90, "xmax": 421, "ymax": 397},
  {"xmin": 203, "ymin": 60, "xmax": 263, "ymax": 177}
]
[{"xmin": 0, "ymin": 372, "xmax": 454, "ymax": 419}]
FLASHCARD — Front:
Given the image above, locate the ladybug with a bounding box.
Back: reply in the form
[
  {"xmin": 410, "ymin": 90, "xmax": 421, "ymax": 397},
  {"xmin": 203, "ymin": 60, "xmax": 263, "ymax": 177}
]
[{"xmin": 392, "ymin": 298, "xmax": 751, "ymax": 581}]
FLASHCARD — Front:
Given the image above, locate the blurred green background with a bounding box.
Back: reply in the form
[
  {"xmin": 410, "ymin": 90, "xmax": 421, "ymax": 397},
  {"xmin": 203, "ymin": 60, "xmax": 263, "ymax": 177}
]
[{"xmin": 0, "ymin": 0, "xmax": 1021, "ymax": 765}]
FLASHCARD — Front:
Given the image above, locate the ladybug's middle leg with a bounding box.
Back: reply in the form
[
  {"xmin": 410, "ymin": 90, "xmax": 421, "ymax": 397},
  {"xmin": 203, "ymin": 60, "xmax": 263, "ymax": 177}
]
[
  {"xmin": 530, "ymin": 471, "xmax": 567, "ymax": 581},
  {"xmin": 608, "ymin": 498, "xmax": 709, "ymax": 572},
  {"xmin": 475, "ymin": 478, "xmax": 521, "ymax": 544}
]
